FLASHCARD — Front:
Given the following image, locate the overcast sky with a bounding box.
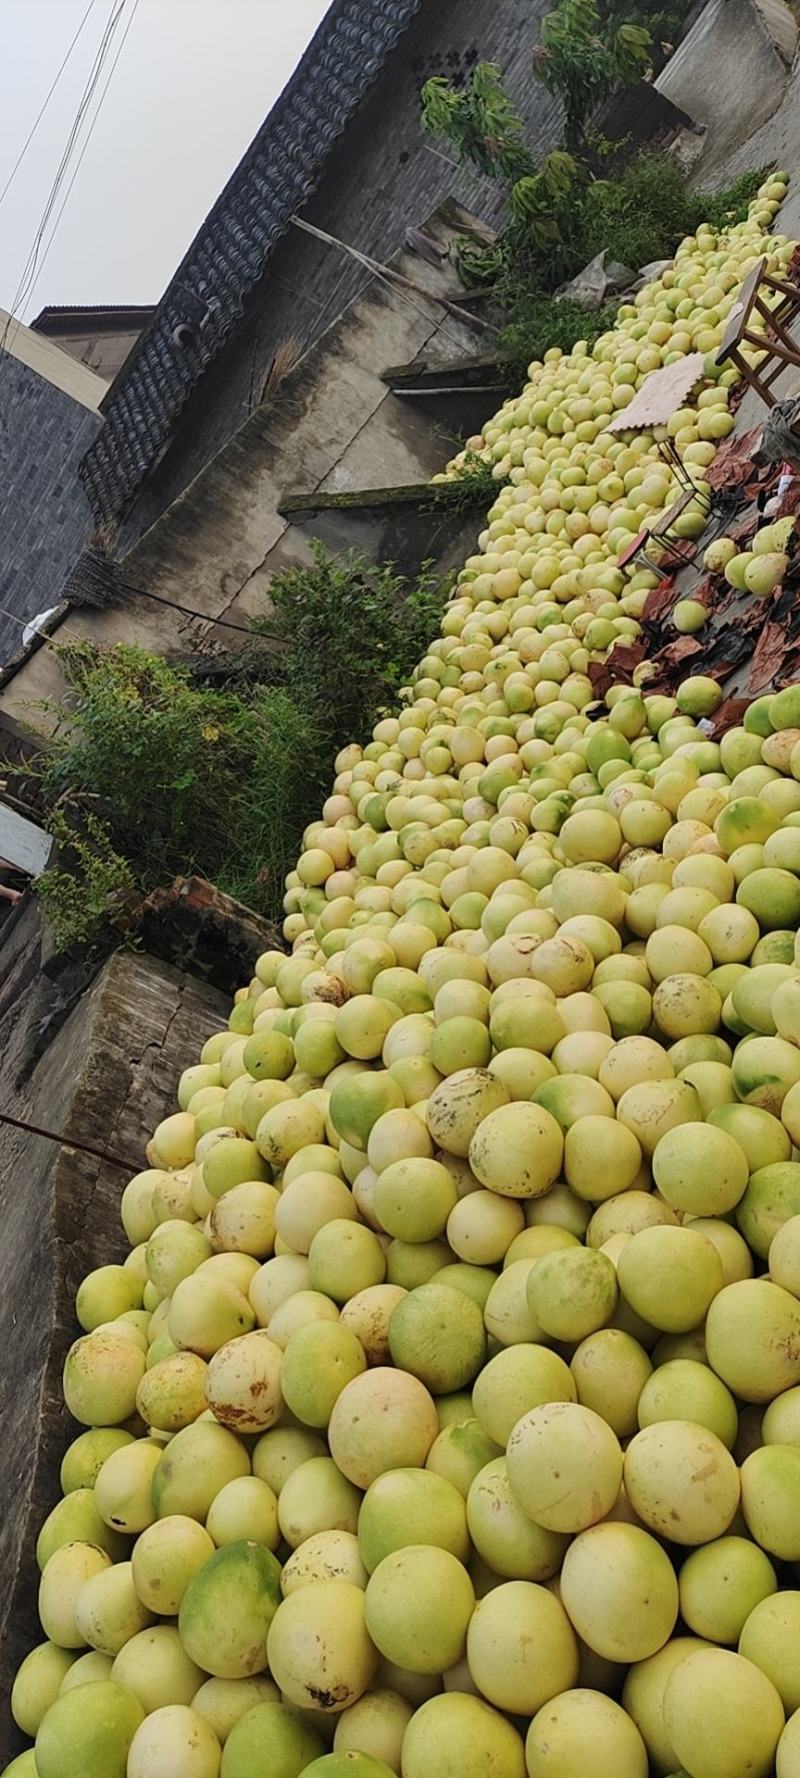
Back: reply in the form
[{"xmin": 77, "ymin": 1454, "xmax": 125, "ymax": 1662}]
[{"xmin": 0, "ymin": 0, "xmax": 329, "ymax": 320}]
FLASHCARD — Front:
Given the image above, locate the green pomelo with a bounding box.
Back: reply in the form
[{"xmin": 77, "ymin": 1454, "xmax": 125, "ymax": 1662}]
[
  {"xmin": 560, "ymin": 1521, "xmax": 679, "ymax": 1662},
  {"xmin": 617, "ymin": 1225, "xmax": 723, "ymax": 1332},
  {"xmin": 425, "ymin": 1069, "xmax": 509, "ymax": 1158},
  {"xmin": 637, "ymin": 1359, "xmax": 737, "ymax": 1447},
  {"xmin": 179, "ymin": 1539, "xmax": 281, "ymax": 1678},
  {"xmin": 506, "ymin": 1402, "xmax": 622, "ymax": 1533},
  {"xmin": 205, "ymin": 1476, "xmax": 279, "ymax": 1550},
  {"xmin": 472, "ymin": 1344, "xmax": 576, "ymax": 1448},
  {"xmin": 36, "ymin": 1488, "xmax": 126, "ymax": 1569},
  {"xmin": 679, "ymin": 1536, "xmax": 778, "ymax": 1642},
  {"xmin": 364, "ymin": 1545, "xmax": 474, "ymax": 1675},
  {"xmin": 708, "ymin": 1102, "xmax": 791, "ymax": 1169},
  {"xmin": 280, "ymin": 1529, "xmax": 366, "ymax": 1594},
  {"xmin": 526, "ymin": 1246, "xmax": 618, "ymax": 1341},
  {"xmin": 525, "ymin": 1689, "xmax": 648, "ymax": 1778},
  {"xmin": 401, "ymin": 1692, "xmax": 525, "ymax": 1778},
  {"xmin": 135, "ymin": 1353, "xmax": 208, "ymax": 1436},
  {"xmin": 329, "ymin": 1073, "xmax": 404, "ymax": 1149},
  {"xmin": 219, "ymin": 1700, "xmax": 324, "ymax": 1776},
  {"xmin": 251, "ymin": 1425, "xmax": 326, "ymax": 1495},
  {"xmin": 277, "ymin": 1456, "xmax": 362, "ymax": 1549},
  {"xmin": 131, "ymin": 1515, "xmax": 215, "ymax": 1614},
  {"xmin": 38, "ymin": 1542, "xmax": 112, "ymax": 1648},
  {"xmin": 62, "ymin": 1334, "xmax": 145, "ymax": 1426},
  {"xmin": 167, "ymin": 1274, "xmax": 254, "ymax": 1358},
  {"xmin": 664, "ymin": 1648, "xmax": 784, "ymax": 1778},
  {"xmin": 357, "ymin": 1468, "xmax": 469, "ymax": 1572},
  {"xmin": 34, "ymin": 1682, "xmax": 144, "ymax": 1778},
  {"xmin": 110, "ymin": 1624, "xmax": 204, "ymax": 1713},
  {"xmin": 10, "ymin": 1642, "xmax": 76, "ymax": 1736},
  {"xmin": 741, "ymin": 1446, "xmax": 800, "ymax": 1560},
  {"xmin": 706, "ymin": 1279, "xmax": 800, "ymax": 1402},
  {"xmin": 60, "ymin": 1428, "xmax": 136, "ymax": 1494},
  {"xmin": 126, "ymin": 1704, "xmax": 222, "ymax": 1778},
  {"xmin": 190, "ymin": 1675, "xmax": 279, "ymax": 1745},
  {"xmin": 373, "ymin": 1158, "xmax": 457, "ymax": 1242},
  {"xmin": 267, "ymin": 1580, "xmax": 377, "ymax": 1712},
  {"xmin": 73, "ymin": 1559, "xmax": 153, "ymax": 1656},
  {"xmin": 466, "ymin": 1458, "xmax": 567, "ymax": 1581},
  {"xmin": 739, "ymin": 1592, "xmax": 800, "ymax": 1713},
  {"xmin": 652, "ymin": 1123, "xmax": 748, "ymax": 1216},
  {"xmin": 466, "ymin": 1580, "xmax": 578, "ymax": 1715},
  {"xmin": 623, "ymin": 1421, "xmax": 740, "ymax": 1545},
  {"xmin": 737, "ymin": 1162, "xmax": 800, "ymax": 1258},
  {"xmin": 570, "ymin": 1329, "xmax": 652, "ymax": 1437},
  {"xmin": 425, "ymin": 1419, "xmax": 502, "ymax": 1498},
  {"xmin": 281, "ymin": 1321, "xmax": 367, "ymax": 1428},
  {"xmin": 332, "ymin": 1688, "xmax": 413, "ymax": 1768},
  {"xmin": 387, "ymin": 1283, "xmax": 486, "ymax": 1393},
  {"xmin": 152, "ymin": 1420, "xmax": 250, "ymax": 1520}
]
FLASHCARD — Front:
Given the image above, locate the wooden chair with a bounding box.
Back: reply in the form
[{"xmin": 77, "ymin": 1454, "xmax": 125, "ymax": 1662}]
[
  {"xmin": 715, "ymin": 256, "xmax": 800, "ymax": 407},
  {"xmin": 617, "ymin": 490, "xmax": 702, "ymax": 578}
]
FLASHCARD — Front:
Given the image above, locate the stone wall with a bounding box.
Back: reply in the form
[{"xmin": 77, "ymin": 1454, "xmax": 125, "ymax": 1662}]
[{"xmin": 0, "ymin": 899, "xmax": 227, "ymax": 1760}]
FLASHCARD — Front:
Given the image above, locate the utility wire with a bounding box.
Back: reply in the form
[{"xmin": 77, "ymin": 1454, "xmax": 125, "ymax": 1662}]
[
  {"xmin": 7, "ymin": 0, "xmax": 127, "ymax": 325},
  {"xmin": 1, "ymin": 0, "xmax": 127, "ymax": 349},
  {"xmin": 21, "ymin": 0, "xmax": 142, "ymax": 319},
  {"xmin": 0, "ymin": 0, "xmax": 98, "ymax": 212}
]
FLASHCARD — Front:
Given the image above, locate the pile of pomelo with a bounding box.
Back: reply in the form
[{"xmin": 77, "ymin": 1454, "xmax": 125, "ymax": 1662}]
[{"xmin": 9, "ymin": 174, "xmax": 800, "ymax": 1778}]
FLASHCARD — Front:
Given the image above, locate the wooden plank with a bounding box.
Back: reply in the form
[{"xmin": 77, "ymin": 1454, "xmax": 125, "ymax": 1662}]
[
  {"xmin": 716, "ymin": 258, "xmax": 766, "ymax": 362},
  {"xmin": 0, "ymin": 803, "xmax": 52, "ymax": 876}
]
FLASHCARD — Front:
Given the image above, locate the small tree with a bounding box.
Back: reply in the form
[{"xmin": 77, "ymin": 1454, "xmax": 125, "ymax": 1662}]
[
  {"xmin": 534, "ymin": 0, "xmax": 651, "ymax": 155},
  {"xmin": 421, "ymin": 62, "xmax": 534, "ymax": 183}
]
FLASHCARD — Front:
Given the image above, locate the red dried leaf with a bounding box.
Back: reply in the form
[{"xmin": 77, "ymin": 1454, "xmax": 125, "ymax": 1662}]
[
  {"xmin": 708, "ymin": 697, "xmax": 749, "ymax": 737},
  {"xmin": 748, "ymin": 621, "xmax": 792, "ymax": 692},
  {"xmin": 704, "ymin": 427, "xmax": 765, "ymax": 490}
]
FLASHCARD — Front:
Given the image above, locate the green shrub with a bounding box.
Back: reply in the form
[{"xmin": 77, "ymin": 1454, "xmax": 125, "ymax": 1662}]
[
  {"xmin": 29, "ymin": 548, "xmax": 450, "ymax": 948},
  {"xmin": 421, "ymin": 47, "xmax": 772, "ymax": 379},
  {"xmin": 253, "ymin": 543, "xmax": 448, "ymax": 747},
  {"xmin": 499, "ymin": 294, "xmax": 618, "ymax": 381},
  {"xmin": 495, "ymin": 159, "xmax": 771, "ymax": 375},
  {"xmin": 36, "ymin": 809, "xmax": 137, "ymax": 952}
]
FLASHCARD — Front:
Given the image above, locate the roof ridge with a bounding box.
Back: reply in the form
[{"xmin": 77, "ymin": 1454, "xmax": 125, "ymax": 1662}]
[{"xmin": 32, "ymin": 305, "xmax": 157, "ymax": 319}]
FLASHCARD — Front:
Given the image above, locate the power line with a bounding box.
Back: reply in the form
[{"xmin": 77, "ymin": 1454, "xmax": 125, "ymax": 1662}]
[
  {"xmin": 5, "ymin": 0, "xmax": 128, "ymax": 332},
  {"xmin": 0, "ymin": 0, "xmax": 128, "ymax": 352},
  {"xmin": 0, "ymin": 0, "xmax": 99, "ymax": 213},
  {"xmin": 21, "ymin": 0, "xmax": 143, "ymax": 319}
]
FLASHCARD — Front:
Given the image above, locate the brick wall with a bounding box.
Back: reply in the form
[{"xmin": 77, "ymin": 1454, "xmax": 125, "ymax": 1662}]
[{"xmin": 0, "ymin": 357, "xmax": 101, "ymax": 663}]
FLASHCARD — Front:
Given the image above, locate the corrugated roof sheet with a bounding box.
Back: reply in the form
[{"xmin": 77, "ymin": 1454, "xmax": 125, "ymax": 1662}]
[{"xmin": 79, "ymin": 0, "xmax": 424, "ymax": 527}]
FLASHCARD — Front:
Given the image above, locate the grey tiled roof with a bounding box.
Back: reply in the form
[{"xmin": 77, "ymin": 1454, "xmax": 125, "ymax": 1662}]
[{"xmin": 79, "ymin": 0, "xmax": 424, "ymax": 526}]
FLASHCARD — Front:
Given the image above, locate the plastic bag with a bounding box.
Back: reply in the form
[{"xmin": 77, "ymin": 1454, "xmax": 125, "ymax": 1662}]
[
  {"xmin": 754, "ymin": 396, "xmax": 800, "ymax": 472},
  {"xmin": 555, "ymin": 250, "xmax": 635, "ymax": 310}
]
